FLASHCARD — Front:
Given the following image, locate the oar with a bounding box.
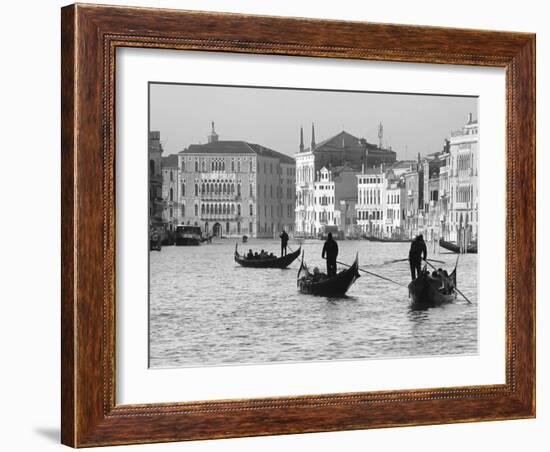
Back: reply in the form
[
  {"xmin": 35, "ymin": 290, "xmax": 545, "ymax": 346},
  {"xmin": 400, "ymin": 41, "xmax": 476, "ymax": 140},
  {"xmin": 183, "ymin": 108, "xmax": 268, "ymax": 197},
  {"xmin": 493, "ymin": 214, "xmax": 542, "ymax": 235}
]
[
  {"xmin": 384, "ymin": 257, "xmax": 446, "ymax": 265},
  {"xmin": 327, "ymin": 257, "xmax": 408, "ymax": 288},
  {"xmin": 423, "ymin": 259, "xmax": 472, "ymax": 304}
]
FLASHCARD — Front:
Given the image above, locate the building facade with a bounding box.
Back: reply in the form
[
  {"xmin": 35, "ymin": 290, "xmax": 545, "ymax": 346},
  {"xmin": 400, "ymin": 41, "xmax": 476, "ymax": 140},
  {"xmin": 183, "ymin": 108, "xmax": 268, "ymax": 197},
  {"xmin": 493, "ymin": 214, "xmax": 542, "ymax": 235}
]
[
  {"xmin": 161, "ymin": 154, "xmax": 180, "ymax": 232},
  {"xmin": 356, "ymin": 167, "xmax": 387, "ymax": 236},
  {"xmin": 295, "ymin": 125, "xmax": 395, "ymax": 236},
  {"xmin": 148, "ymin": 131, "xmax": 165, "ymax": 229},
  {"xmin": 447, "ymin": 114, "xmax": 479, "ymax": 244},
  {"xmin": 176, "ymin": 124, "xmax": 295, "ymax": 238}
]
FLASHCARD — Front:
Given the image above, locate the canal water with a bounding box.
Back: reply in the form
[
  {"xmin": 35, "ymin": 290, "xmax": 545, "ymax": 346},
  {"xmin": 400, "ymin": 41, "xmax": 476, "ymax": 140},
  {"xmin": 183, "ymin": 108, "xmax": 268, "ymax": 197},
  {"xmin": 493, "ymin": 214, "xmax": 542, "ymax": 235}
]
[{"xmin": 149, "ymin": 239, "xmax": 478, "ymax": 368}]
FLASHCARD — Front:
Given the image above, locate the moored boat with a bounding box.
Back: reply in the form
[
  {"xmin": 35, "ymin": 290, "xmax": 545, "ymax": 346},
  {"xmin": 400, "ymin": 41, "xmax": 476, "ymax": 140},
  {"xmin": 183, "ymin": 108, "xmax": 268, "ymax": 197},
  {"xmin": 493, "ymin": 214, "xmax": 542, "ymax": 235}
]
[
  {"xmin": 439, "ymin": 238, "xmax": 477, "ymax": 254},
  {"xmin": 408, "ymin": 267, "xmax": 457, "ymax": 309},
  {"xmin": 234, "ymin": 244, "xmax": 301, "ymax": 269},
  {"xmin": 175, "ymin": 225, "xmax": 202, "ymax": 246},
  {"xmin": 297, "ymin": 253, "xmax": 360, "ymax": 296}
]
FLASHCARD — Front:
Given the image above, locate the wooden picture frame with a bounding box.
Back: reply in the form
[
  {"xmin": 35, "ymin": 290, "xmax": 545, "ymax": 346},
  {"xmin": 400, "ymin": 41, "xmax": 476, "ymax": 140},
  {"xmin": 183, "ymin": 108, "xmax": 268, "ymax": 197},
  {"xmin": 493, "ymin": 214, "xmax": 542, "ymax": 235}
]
[{"xmin": 61, "ymin": 3, "xmax": 535, "ymax": 447}]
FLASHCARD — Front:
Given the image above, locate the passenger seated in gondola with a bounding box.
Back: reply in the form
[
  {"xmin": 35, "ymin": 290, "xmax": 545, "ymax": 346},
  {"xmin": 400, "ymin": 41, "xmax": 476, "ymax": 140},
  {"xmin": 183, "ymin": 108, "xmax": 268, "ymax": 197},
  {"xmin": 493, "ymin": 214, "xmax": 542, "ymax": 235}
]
[
  {"xmin": 269, "ymin": 252, "xmax": 275, "ymax": 258},
  {"xmin": 260, "ymin": 249, "xmax": 266, "ymax": 258},
  {"xmin": 247, "ymin": 249, "xmax": 254, "ymax": 259},
  {"xmin": 312, "ymin": 267, "xmax": 326, "ymax": 282},
  {"xmin": 254, "ymin": 252, "xmax": 259, "ymax": 259}
]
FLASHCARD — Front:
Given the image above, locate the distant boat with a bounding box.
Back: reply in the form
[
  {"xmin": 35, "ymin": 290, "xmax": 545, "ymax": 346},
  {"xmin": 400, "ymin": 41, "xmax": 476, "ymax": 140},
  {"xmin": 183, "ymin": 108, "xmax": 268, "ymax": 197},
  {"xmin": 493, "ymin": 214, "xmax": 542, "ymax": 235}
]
[
  {"xmin": 234, "ymin": 244, "xmax": 301, "ymax": 269},
  {"xmin": 364, "ymin": 235, "xmax": 410, "ymax": 243},
  {"xmin": 149, "ymin": 231, "xmax": 162, "ymax": 251},
  {"xmin": 439, "ymin": 238, "xmax": 477, "ymax": 254},
  {"xmin": 297, "ymin": 253, "xmax": 360, "ymax": 296},
  {"xmin": 175, "ymin": 225, "xmax": 202, "ymax": 246},
  {"xmin": 408, "ymin": 267, "xmax": 457, "ymax": 309}
]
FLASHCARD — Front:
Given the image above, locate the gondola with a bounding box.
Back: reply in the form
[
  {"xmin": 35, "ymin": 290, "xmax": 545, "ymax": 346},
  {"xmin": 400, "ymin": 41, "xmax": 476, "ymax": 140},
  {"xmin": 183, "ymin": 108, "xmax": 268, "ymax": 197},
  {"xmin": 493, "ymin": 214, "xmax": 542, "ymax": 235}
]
[
  {"xmin": 408, "ymin": 267, "xmax": 457, "ymax": 309},
  {"xmin": 439, "ymin": 238, "xmax": 477, "ymax": 254},
  {"xmin": 297, "ymin": 253, "xmax": 360, "ymax": 296},
  {"xmin": 234, "ymin": 244, "xmax": 301, "ymax": 269}
]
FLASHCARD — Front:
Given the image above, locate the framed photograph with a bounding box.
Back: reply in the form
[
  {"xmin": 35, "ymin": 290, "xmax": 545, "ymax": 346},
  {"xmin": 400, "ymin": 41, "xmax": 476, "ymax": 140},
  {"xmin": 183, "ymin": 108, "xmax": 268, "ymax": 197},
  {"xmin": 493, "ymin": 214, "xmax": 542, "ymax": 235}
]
[{"xmin": 61, "ymin": 4, "xmax": 535, "ymax": 447}]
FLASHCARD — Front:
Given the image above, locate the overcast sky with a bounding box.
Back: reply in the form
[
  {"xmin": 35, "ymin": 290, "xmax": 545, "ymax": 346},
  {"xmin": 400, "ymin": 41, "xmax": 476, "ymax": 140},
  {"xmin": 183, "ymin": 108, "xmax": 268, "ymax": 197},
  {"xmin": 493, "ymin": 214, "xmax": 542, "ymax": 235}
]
[{"xmin": 150, "ymin": 83, "xmax": 477, "ymax": 161}]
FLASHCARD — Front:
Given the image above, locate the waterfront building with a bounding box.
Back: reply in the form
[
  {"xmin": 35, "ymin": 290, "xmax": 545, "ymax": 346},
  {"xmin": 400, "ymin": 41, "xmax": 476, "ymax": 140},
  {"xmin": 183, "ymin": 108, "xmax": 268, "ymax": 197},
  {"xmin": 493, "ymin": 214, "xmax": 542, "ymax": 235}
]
[
  {"xmin": 355, "ymin": 166, "xmax": 387, "ymax": 236},
  {"xmin": 295, "ymin": 125, "xmax": 395, "ymax": 236},
  {"xmin": 148, "ymin": 131, "xmax": 165, "ymax": 229},
  {"xmin": 447, "ymin": 113, "xmax": 479, "ymax": 244},
  {"xmin": 403, "ymin": 157, "xmax": 424, "ymax": 238},
  {"xmin": 310, "ymin": 165, "xmax": 359, "ymax": 237},
  {"xmin": 177, "ymin": 123, "xmax": 295, "ymax": 238},
  {"xmin": 384, "ymin": 175, "xmax": 406, "ymax": 238},
  {"xmin": 161, "ymin": 154, "xmax": 180, "ymax": 232}
]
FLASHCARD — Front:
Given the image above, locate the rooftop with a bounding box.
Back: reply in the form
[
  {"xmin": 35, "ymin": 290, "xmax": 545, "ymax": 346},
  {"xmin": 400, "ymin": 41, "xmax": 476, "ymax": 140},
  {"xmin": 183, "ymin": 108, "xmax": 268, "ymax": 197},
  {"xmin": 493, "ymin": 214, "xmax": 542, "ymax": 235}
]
[
  {"xmin": 162, "ymin": 154, "xmax": 179, "ymax": 168},
  {"xmin": 180, "ymin": 140, "xmax": 295, "ymax": 165}
]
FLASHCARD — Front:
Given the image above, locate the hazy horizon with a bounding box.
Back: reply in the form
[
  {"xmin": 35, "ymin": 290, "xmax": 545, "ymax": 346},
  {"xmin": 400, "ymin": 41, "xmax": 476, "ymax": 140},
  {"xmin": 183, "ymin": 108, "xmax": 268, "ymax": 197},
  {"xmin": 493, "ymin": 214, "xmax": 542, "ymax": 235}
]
[{"xmin": 150, "ymin": 83, "xmax": 477, "ymax": 161}]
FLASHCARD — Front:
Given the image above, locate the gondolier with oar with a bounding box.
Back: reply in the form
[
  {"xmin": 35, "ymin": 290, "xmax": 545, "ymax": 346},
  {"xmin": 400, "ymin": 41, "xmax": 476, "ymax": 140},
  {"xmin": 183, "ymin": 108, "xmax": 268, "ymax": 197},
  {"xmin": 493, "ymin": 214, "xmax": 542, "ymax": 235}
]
[
  {"xmin": 408, "ymin": 234, "xmax": 427, "ymax": 280},
  {"xmin": 322, "ymin": 232, "xmax": 339, "ymax": 276},
  {"xmin": 279, "ymin": 229, "xmax": 289, "ymax": 257}
]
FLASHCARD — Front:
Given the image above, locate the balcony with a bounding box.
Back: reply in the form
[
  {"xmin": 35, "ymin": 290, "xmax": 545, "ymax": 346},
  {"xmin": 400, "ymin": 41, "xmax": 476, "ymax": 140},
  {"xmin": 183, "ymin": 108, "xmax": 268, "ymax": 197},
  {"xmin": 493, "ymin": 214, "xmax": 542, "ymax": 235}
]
[
  {"xmin": 200, "ymin": 214, "xmax": 242, "ymax": 221},
  {"xmin": 200, "ymin": 194, "xmax": 242, "ymax": 201}
]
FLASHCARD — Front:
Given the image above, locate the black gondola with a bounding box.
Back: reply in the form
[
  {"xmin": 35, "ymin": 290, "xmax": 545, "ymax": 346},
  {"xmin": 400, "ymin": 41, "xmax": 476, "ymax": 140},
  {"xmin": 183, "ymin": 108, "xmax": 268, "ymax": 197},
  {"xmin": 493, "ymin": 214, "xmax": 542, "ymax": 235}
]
[
  {"xmin": 297, "ymin": 253, "xmax": 360, "ymax": 296},
  {"xmin": 234, "ymin": 244, "xmax": 301, "ymax": 269},
  {"xmin": 439, "ymin": 238, "xmax": 477, "ymax": 254},
  {"xmin": 408, "ymin": 267, "xmax": 457, "ymax": 309}
]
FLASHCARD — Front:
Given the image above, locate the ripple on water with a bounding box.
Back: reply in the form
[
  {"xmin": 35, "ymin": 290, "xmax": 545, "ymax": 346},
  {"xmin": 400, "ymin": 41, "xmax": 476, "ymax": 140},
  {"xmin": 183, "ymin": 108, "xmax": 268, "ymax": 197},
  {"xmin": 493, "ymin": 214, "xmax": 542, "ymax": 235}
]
[{"xmin": 149, "ymin": 239, "xmax": 478, "ymax": 368}]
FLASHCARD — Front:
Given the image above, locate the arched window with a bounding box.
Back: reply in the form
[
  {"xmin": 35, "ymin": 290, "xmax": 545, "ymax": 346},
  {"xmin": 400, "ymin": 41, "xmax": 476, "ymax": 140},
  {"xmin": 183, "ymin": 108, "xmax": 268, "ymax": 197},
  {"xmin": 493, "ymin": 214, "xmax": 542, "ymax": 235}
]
[
  {"xmin": 195, "ymin": 160, "xmax": 199, "ymax": 172},
  {"xmin": 201, "ymin": 183, "xmax": 205, "ymax": 194},
  {"xmin": 170, "ymin": 171, "xmax": 173, "ymax": 182},
  {"xmin": 201, "ymin": 161, "xmax": 205, "ymax": 172},
  {"xmin": 194, "ymin": 184, "xmax": 198, "ymax": 196},
  {"xmin": 181, "ymin": 160, "xmax": 185, "ymax": 171},
  {"xmin": 237, "ymin": 204, "xmax": 241, "ymax": 216},
  {"xmin": 249, "ymin": 204, "xmax": 254, "ymax": 216},
  {"xmin": 237, "ymin": 183, "xmax": 241, "ymax": 196},
  {"xmin": 231, "ymin": 204, "xmax": 235, "ymax": 214},
  {"xmin": 181, "ymin": 204, "xmax": 185, "ymax": 217},
  {"xmin": 194, "ymin": 204, "xmax": 198, "ymax": 216},
  {"xmin": 226, "ymin": 222, "xmax": 230, "ymax": 233},
  {"xmin": 231, "ymin": 160, "xmax": 235, "ymax": 172},
  {"xmin": 149, "ymin": 159, "xmax": 155, "ymax": 176},
  {"xmin": 169, "ymin": 188, "xmax": 173, "ymax": 202},
  {"xmin": 181, "ymin": 183, "xmax": 185, "ymax": 196}
]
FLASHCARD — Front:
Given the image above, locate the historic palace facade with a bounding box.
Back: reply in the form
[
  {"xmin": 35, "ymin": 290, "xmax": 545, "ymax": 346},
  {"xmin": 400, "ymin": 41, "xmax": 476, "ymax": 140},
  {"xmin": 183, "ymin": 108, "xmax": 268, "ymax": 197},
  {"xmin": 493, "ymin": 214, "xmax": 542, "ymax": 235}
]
[
  {"xmin": 295, "ymin": 124, "xmax": 396, "ymax": 236},
  {"xmin": 176, "ymin": 123, "xmax": 295, "ymax": 238}
]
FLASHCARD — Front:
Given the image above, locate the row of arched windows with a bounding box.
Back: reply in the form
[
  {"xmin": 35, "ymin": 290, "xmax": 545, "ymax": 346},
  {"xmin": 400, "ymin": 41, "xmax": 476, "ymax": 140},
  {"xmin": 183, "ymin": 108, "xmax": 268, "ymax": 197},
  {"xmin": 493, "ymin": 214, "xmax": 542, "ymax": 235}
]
[
  {"xmin": 195, "ymin": 182, "xmax": 241, "ymax": 196},
  {"xmin": 200, "ymin": 203, "xmax": 242, "ymax": 216},
  {"xmin": 454, "ymin": 185, "xmax": 474, "ymax": 203},
  {"xmin": 455, "ymin": 152, "xmax": 474, "ymax": 172},
  {"xmin": 183, "ymin": 158, "xmax": 254, "ymax": 173},
  {"xmin": 359, "ymin": 188, "xmax": 381, "ymax": 206}
]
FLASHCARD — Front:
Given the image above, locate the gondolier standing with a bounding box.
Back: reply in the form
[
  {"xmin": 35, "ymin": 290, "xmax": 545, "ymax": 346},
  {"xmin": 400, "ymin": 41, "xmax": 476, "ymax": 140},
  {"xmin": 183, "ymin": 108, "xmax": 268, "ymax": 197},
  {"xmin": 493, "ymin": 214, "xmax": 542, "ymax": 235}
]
[
  {"xmin": 279, "ymin": 229, "xmax": 289, "ymax": 257},
  {"xmin": 408, "ymin": 234, "xmax": 427, "ymax": 280},
  {"xmin": 322, "ymin": 232, "xmax": 339, "ymax": 276}
]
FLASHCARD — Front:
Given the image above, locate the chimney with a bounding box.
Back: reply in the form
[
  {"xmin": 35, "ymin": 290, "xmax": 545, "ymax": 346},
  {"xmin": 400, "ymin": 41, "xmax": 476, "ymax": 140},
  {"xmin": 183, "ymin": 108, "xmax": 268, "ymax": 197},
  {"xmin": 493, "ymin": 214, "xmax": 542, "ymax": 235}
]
[{"xmin": 468, "ymin": 112, "xmax": 473, "ymax": 124}]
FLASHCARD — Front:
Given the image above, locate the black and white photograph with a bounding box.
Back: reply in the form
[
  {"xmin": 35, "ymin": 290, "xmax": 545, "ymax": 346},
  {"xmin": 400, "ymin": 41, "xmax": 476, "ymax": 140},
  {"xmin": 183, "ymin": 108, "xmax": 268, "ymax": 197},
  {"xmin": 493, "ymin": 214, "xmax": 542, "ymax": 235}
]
[{"xmin": 148, "ymin": 83, "xmax": 479, "ymax": 368}]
